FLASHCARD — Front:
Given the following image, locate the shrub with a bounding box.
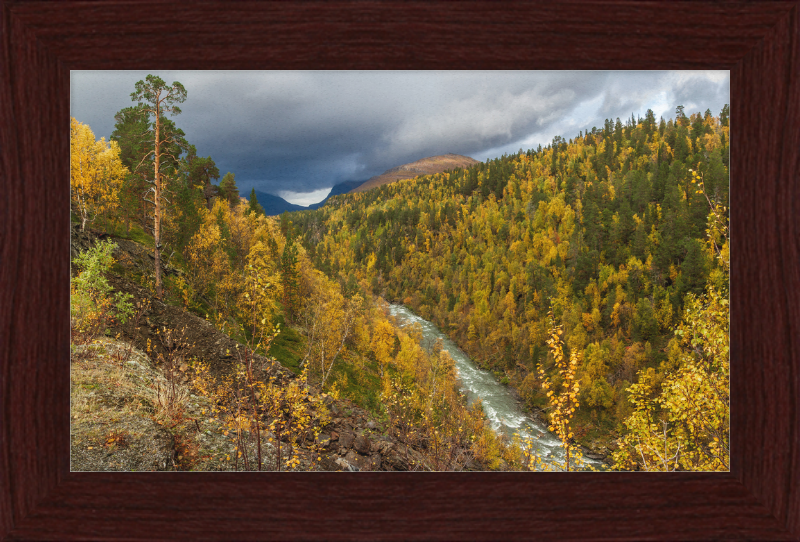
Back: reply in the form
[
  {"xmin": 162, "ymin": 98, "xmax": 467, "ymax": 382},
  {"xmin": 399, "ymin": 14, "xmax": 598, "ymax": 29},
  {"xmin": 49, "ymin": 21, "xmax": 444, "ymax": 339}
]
[{"xmin": 71, "ymin": 240, "xmax": 133, "ymax": 345}]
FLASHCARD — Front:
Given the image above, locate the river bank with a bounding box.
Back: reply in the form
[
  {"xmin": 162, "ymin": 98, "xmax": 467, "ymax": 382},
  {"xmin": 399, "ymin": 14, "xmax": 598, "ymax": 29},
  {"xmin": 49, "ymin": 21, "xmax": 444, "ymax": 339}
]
[{"xmin": 386, "ymin": 303, "xmax": 609, "ymax": 469}]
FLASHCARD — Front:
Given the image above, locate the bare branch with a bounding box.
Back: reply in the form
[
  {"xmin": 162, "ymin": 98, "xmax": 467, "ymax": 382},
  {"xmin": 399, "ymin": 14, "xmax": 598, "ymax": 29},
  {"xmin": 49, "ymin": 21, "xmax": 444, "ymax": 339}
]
[{"xmin": 132, "ymin": 149, "xmax": 155, "ymax": 173}]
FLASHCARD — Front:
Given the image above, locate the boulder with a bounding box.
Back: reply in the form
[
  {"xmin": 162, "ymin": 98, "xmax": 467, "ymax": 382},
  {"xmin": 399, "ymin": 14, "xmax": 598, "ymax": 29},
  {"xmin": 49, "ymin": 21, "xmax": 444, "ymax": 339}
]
[
  {"xmin": 369, "ymin": 453, "xmax": 381, "ymax": 471},
  {"xmin": 316, "ymin": 433, "xmax": 332, "ymax": 449},
  {"xmin": 335, "ymin": 456, "xmax": 359, "ymax": 472},
  {"xmin": 353, "ymin": 434, "xmax": 371, "ymax": 455},
  {"xmin": 338, "ymin": 431, "xmax": 354, "ymax": 450},
  {"xmin": 380, "ymin": 442, "xmax": 425, "ymax": 471},
  {"xmin": 344, "ymin": 450, "xmax": 370, "ymax": 471}
]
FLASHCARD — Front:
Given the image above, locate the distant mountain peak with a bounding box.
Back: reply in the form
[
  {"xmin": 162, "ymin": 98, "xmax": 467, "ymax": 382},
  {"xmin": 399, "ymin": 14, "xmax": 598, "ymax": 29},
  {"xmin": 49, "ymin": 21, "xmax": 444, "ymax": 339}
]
[
  {"xmin": 350, "ymin": 154, "xmax": 479, "ymax": 193},
  {"xmin": 253, "ymin": 179, "xmax": 365, "ymax": 216}
]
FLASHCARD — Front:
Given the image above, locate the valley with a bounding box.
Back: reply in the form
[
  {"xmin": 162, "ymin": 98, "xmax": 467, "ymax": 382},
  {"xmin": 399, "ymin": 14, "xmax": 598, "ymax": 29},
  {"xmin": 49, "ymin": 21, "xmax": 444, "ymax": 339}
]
[{"xmin": 69, "ymin": 73, "xmax": 729, "ymax": 472}]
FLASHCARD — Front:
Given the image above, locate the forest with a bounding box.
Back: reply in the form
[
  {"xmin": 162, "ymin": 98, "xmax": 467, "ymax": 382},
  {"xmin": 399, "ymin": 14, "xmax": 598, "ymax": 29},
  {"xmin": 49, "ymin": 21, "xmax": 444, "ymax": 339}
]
[
  {"xmin": 70, "ymin": 74, "xmax": 729, "ymax": 471},
  {"xmin": 292, "ymin": 105, "xmax": 730, "ymax": 470}
]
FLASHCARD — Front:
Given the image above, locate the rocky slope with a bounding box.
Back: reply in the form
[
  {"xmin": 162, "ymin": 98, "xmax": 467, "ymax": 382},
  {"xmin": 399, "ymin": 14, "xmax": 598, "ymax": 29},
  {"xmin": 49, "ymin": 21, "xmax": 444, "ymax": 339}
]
[{"xmin": 70, "ymin": 227, "xmax": 485, "ymax": 471}]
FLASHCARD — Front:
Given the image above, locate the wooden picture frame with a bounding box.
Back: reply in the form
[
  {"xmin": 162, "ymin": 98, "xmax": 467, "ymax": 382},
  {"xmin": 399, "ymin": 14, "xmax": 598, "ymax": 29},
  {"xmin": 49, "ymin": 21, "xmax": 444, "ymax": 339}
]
[{"xmin": 2, "ymin": 1, "xmax": 798, "ymax": 539}]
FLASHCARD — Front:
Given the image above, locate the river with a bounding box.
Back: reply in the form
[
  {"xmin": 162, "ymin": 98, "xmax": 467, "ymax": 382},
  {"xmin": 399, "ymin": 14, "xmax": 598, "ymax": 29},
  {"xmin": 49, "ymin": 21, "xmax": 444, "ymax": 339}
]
[{"xmin": 387, "ymin": 304, "xmax": 603, "ymax": 471}]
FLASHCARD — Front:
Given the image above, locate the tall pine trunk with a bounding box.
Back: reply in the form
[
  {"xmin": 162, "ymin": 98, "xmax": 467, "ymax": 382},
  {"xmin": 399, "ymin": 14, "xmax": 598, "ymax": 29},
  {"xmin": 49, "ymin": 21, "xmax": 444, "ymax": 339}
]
[{"xmin": 154, "ymin": 104, "xmax": 162, "ymax": 299}]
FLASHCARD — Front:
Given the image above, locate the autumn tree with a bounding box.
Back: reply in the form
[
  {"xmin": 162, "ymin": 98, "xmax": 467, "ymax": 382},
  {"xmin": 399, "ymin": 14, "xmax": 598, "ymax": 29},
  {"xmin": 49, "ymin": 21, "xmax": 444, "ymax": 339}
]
[
  {"xmin": 129, "ymin": 74, "xmax": 188, "ymax": 298},
  {"xmin": 280, "ymin": 235, "xmax": 301, "ymax": 321},
  {"xmin": 612, "ymin": 285, "xmax": 729, "ymax": 471},
  {"xmin": 70, "ymin": 240, "xmax": 133, "ymax": 343},
  {"xmin": 300, "ymin": 271, "xmax": 361, "ymax": 389},
  {"xmin": 613, "ymin": 172, "xmax": 729, "ymax": 471},
  {"xmin": 239, "ymin": 228, "xmax": 282, "ymax": 348},
  {"xmin": 70, "ymin": 118, "xmax": 127, "ymax": 231},
  {"xmin": 538, "ymin": 312, "xmax": 584, "ymax": 471}
]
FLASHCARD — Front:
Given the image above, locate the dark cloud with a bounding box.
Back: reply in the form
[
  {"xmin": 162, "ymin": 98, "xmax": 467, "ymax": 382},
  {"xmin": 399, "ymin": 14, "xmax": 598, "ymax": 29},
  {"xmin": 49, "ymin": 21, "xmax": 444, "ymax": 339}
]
[{"xmin": 71, "ymin": 70, "xmax": 729, "ymax": 204}]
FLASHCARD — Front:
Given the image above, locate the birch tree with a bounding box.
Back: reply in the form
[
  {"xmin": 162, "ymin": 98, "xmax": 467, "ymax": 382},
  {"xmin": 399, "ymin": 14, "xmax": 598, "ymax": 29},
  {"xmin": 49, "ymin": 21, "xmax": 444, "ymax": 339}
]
[{"xmin": 70, "ymin": 118, "xmax": 127, "ymax": 231}]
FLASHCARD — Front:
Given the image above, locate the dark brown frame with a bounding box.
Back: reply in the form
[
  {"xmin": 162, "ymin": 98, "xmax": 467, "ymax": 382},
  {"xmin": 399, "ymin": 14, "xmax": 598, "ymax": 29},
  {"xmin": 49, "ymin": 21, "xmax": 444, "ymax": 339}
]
[{"xmin": 2, "ymin": 1, "xmax": 798, "ymax": 540}]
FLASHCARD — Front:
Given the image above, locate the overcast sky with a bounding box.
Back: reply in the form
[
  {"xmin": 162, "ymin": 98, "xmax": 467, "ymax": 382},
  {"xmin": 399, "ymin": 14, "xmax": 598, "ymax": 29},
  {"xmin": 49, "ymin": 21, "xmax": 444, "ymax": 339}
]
[{"xmin": 71, "ymin": 71, "xmax": 729, "ymax": 206}]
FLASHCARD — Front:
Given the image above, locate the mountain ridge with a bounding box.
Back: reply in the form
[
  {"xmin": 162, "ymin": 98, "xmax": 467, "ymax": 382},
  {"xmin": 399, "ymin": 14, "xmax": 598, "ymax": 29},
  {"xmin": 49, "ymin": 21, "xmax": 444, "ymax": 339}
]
[
  {"xmin": 350, "ymin": 153, "xmax": 480, "ymax": 193},
  {"xmin": 252, "ymin": 154, "xmax": 479, "ymax": 215}
]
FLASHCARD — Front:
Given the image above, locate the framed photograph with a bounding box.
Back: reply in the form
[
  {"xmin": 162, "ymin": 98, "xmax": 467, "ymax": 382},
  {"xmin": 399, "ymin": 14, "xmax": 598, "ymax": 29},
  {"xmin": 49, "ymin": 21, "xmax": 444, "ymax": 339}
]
[{"xmin": 2, "ymin": 1, "xmax": 799, "ymax": 539}]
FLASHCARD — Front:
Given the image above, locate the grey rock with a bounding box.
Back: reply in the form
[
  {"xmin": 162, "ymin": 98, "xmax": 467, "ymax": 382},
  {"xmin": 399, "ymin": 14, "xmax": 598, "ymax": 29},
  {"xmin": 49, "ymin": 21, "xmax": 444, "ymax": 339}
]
[
  {"xmin": 335, "ymin": 456, "xmax": 359, "ymax": 472},
  {"xmin": 370, "ymin": 453, "xmax": 381, "ymax": 471},
  {"xmin": 344, "ymin": 450, "xmax": 370, "ymax": 471},
  {"xmin": 70, "ymin": 422, "xmax": 175, "ymax": 472},
  {"xmin": 316, "ymin": 433, "xmax": 332, "ymax": 449}
]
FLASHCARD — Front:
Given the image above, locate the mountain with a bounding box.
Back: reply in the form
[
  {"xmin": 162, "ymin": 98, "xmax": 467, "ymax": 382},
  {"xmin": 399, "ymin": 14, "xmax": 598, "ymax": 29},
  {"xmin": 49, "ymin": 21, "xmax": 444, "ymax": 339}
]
[
  {"xmin": 254, "ymin": 180, "xmax": 366, "ymax": 216},
  {"xmin": 252, "ymin": 191, "xmax": 308, "ymax": 215},
  {"xmin": 253, "ymin": 153, "xmax": 479, "ymax": 215},
  {"xmin": 307, "ymin": 180, "xmax": 364, "ymax": 210},
  {"xmin": 349, "ymin": 153, "xmax": 480, "ymax": 193}
]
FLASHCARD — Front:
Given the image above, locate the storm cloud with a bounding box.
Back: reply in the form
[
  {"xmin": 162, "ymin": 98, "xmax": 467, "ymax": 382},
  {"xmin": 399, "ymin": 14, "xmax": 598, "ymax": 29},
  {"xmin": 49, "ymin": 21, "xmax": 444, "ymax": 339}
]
[{"xmin": 71, "ymin": 71, "xmax": 729, "ymax": 205}]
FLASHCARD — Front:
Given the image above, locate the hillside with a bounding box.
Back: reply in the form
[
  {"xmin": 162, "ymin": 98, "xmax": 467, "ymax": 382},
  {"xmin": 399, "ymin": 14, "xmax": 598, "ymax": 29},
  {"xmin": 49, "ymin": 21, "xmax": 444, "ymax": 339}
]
[
  {"xmin": 69, "ymin": 212, "xmax": 517, "ymax": 471},
  {"xmin": 293, "ymin": 110, "xmax": 730, "ymax": 470},
  {"xmin": 307, "ymin": 180, "xmax": 364, "ymax": 209},
  {"xmin": 350, "ymin": 153, "xmax": 480, "ymax": 193}
]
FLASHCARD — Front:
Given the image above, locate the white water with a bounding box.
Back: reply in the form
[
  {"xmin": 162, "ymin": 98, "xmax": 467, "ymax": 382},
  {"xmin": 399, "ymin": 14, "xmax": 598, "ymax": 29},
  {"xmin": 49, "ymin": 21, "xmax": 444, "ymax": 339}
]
[{"xmin": 388, "ymin": 304, "xmax": 602, "ymax": 471}]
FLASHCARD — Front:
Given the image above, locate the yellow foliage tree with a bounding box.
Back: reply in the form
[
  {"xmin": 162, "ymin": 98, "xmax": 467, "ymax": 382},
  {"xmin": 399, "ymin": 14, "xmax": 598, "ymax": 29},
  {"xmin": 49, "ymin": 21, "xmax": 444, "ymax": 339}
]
[
  {"xmin": 538, "ymin": 311, "xmax": 586, "ymax": 471},
  {"xmin": 239, "ymin": 238, "xmax": 282, "ymax": 351},
  {"xmin": 70, "ymin": 118, "xmax": 127, "ymax": 231},
  {"xmin": 612, "ymin": 285, "xmax": 729, "ymax": 471},
  {"xmin": 299, "ymin": 271, "xmax": 362, "ymax": 389}
]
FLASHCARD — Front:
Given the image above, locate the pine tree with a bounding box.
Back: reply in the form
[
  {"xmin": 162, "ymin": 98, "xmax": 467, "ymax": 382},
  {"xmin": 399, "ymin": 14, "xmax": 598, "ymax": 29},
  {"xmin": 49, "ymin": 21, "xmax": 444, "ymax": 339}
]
[
  {"xmin": 220, "ymin": 172, "xmax": 239, "ymax": 206},
  {"xmin": 129, "ymin": 74, "xmax": 188, "ymax": 298},
  {"xmin": 247, "ymin": 188, "xmax": 265, "ymax": 216}
]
